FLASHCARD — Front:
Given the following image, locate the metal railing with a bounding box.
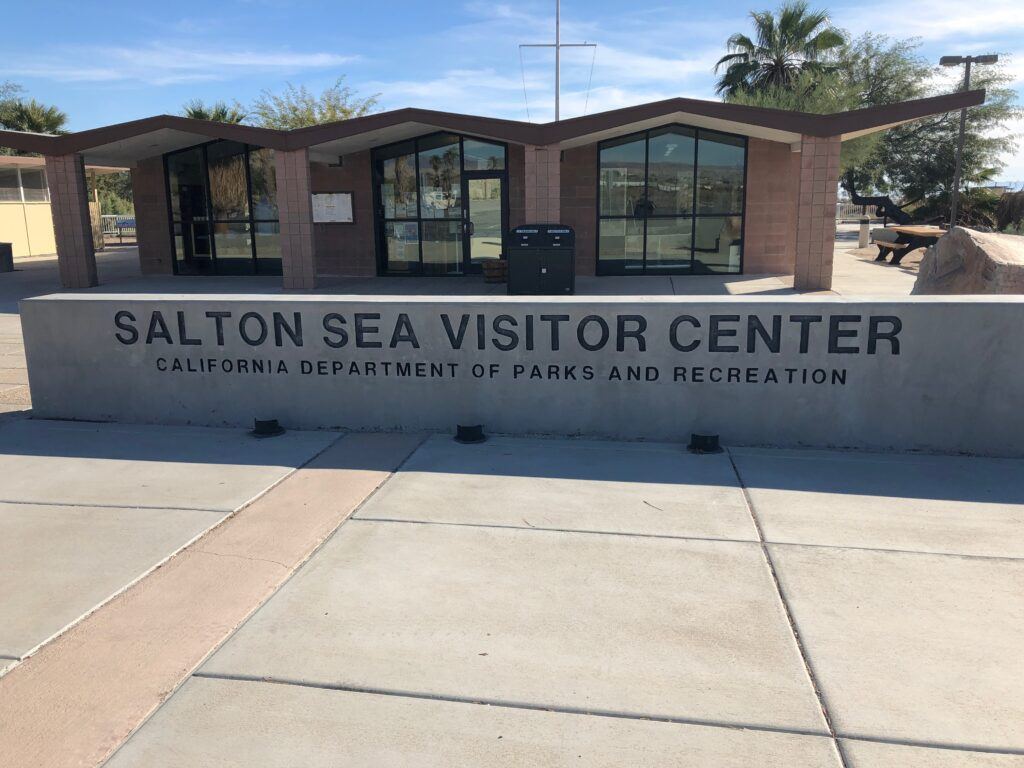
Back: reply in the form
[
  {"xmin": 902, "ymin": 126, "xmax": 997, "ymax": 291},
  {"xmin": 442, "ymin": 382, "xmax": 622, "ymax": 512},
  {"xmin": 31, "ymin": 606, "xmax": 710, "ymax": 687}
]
[
  {"xmin": 836, "ymin": 201, "xmax": 868, "ymax": 221},
  {"xmin": 100, "ymin": 214, "xmax": 136, "ymax": 241}
]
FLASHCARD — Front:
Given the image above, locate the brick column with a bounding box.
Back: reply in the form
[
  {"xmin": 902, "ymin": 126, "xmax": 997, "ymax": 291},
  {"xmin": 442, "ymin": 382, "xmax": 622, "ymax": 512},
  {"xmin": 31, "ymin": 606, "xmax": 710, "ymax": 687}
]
[
  {"xmin": 45, "ymin": 154, "xmax": 98, "ymax": 289},
  {"xmin": 274, "ymin": 148, "xmax": 317, "ymax": 290},
  {"xmin": 131, "ymin": 157, "xmax": 174, "ymax": 275},
  {"xmin": 794, "ymin": 135, "xmax": 841, "ymax": 292},
  {"xmin": 524, "ymin": 145, "xmax": 561, "ymax": 224}
]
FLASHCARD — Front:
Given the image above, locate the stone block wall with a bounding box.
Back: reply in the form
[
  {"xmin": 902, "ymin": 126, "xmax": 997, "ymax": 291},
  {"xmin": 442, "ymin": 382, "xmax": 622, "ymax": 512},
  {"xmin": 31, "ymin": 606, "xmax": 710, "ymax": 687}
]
[
  {"xmin": 310, "ymin": 153, "xmax": 376, "ymax": 277},
  {"xmin": 523, "ymin": 145, "xmax": 561, "ymax": 224},
  {"xmin": 559, "ymin": 144, "xmax": 598, "ymax": 276},
  {"xmin": 131, "ymin": 156, "xmax": 174, "ymax": 275},
  {"xmin": 795, "ymin": 135, "xmax": 841, "ymax": 292},
  {"xmin": 274, "ymin": 148, "xmax": 317, "ymax": 290},
  {"xmin": 743, "ymin": 138, "xmax": 800, "ymax": 275},
  {"xmin": 44, "ymin": 154, "xmax": 97, "ymax": 289}
]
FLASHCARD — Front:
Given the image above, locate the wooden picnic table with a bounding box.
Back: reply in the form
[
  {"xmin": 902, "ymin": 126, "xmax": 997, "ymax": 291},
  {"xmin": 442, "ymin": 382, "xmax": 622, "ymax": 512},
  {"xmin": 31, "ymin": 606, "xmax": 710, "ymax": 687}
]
[{"xmin": 874, "ymin": 225, "xmax": 946, "ymax": 265}]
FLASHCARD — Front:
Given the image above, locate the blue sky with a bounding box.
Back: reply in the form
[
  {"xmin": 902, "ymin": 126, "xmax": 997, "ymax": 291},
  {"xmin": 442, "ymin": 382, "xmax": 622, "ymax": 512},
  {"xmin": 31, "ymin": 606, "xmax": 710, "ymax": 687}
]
[{"xmin": 3, "ymin": 0, "xmax": 1022, "ymax": 176}]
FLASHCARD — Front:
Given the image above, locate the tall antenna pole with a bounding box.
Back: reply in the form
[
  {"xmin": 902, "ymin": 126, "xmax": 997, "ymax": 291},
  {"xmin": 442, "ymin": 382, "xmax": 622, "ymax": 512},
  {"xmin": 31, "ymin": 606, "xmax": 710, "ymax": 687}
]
[{"xmin": 519, "ymin": 1, "xmax": 594, "ymax": 122}]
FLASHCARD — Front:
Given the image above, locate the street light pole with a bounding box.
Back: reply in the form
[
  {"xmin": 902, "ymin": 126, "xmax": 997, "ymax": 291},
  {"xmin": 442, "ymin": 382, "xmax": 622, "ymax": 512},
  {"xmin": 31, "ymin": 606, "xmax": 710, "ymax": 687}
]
[{"xmin": 940, "ymin": 54, "xmax": 998, "ymax": 227}]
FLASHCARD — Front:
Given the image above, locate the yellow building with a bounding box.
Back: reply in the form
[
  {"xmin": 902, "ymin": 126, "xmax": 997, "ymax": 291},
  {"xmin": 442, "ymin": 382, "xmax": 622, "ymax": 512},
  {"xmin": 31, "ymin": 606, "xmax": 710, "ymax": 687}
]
[{"xmin": 0, "ymin": 156, "xmax": 122, "ymax": 258}]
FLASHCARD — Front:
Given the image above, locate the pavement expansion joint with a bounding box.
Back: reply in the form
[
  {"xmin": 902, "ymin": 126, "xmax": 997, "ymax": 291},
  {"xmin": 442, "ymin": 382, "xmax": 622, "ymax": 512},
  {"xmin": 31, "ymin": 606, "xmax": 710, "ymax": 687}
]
[
  {"xmin": 838, "ymin": 733, "xmax": 1024, "ymax": 757},
  {"xmin": 725, "ymin": 447, "xmax": 850, "ymax": 768},
  {"xmin": 189, "ymin": 671, "xmax": 834, "ymax": 740}
]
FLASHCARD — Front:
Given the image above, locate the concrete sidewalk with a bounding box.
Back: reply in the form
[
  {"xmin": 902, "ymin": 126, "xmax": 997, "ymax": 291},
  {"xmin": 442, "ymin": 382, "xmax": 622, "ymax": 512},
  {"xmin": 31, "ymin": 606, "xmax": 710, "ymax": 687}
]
[{"xmin": 98, "ymin": 435, "xmax": 1023, "ymax": 767}]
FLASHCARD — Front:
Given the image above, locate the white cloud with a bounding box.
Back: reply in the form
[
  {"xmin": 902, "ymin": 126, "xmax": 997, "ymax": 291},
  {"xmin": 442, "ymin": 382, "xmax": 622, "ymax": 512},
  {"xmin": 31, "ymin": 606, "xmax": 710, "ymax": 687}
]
[
  {"xmin": 0, "ymin": 43, "xmax": 356, "ymax": 86},
  {"xmin": 833, "ymin": 0, "xmax": 1024, "ymax": 41}
]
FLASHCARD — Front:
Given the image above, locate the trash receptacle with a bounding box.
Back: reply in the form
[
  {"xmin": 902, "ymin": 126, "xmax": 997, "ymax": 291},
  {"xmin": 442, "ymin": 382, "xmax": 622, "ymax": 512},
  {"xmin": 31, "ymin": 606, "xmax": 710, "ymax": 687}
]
[
  {"xmin": 507, "ymin": 224, "xmax": 575, "ymax": 295},
  {"xmin": 0, "ymin": 243, "xmax": 13, "ymax": 273}
]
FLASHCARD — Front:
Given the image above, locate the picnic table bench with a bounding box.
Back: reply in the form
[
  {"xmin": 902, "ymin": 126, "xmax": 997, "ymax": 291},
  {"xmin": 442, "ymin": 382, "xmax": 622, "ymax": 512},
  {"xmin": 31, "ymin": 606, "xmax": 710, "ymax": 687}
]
[{"xmin": 871, "ymin": 225, "xmax": 946, "ymax": 265}]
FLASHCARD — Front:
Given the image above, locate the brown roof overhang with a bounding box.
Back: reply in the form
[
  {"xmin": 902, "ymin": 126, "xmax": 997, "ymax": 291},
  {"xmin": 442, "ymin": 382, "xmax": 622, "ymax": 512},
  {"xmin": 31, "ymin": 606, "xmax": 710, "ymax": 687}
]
[{"xmin": 0, "ymin": 89, "xmax": 985, "ymax": 160}]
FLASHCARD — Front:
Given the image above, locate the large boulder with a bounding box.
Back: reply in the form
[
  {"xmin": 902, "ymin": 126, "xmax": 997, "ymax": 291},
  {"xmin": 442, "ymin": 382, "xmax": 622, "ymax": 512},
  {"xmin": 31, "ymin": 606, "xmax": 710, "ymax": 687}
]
[{"xmin": 913, "ymin": 226, "xmax": 1024, "ymax": 294}]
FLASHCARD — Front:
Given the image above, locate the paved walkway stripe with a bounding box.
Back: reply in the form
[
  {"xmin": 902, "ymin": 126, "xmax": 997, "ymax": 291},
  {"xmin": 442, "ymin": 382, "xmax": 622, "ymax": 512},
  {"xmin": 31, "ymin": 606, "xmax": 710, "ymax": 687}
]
[{"xmin": 0, "ymin": 431, "xmax": 424, "ymax": 768}]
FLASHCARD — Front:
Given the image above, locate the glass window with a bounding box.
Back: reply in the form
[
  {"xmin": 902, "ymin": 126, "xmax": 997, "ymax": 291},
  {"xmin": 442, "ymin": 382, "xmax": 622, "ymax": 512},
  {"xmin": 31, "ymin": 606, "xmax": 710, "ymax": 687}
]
[
  {"xmin": 421, "ymin": 219, "xmax": 463, "ymax": 275},
  {"xmin": 697, "ymin": 131, "xmax": 745, "ymax": 214},
  {"xmin": 597, "ymin": 126, "xmax": 745, "ymax": 275},
  {"xmin": 599, "ymin": 136, "xmax": 646, "ymax": 217},
  {"xmin": 379, "ymin": 141, "xmax": 418, "ymax": 219},
  {"xmin": 463, "ymin": 139, "xmax": 505, "ymax": 171},
  {"xmin": 207, "ymin": 141, "xmax": 249, "ymax": 220},
  {"xmin": 694, "ymin": 216, "xmax": 743, "ymax": 273},
  {"xmin": 167, "ymin": 148, "xmax": 207, "ymax": 221},
  {"xmin": 598, "ymin": 219, "xmax": 644, "ymax": 272},
  {"xmin": 166, "ymin": 141, "xmax": 281, "ymax": 277},
  {"xmin": 0, "ymin": 168, "xmax": 20, "ymax": 201},
  {"xmin": 418, "ymin": 133, "xmax": 461, "ymax": 219},
  {"xmin": 646, "ymin": 128, "xmax": 694, "ymax": 216},
  {"xmin": 384, "ymin": 221, "xmax": 419, "ymax": 273},
  {"xmin": 249, "ymin": 148, "xmax": 278, "ymax": 220},
  {"xmin": 645, "ymin": 217, "xmax": 694, "ymax": 271},
  {"xmin": 19, "ymin": 169, "xmax": 48, "ymax": 202}
]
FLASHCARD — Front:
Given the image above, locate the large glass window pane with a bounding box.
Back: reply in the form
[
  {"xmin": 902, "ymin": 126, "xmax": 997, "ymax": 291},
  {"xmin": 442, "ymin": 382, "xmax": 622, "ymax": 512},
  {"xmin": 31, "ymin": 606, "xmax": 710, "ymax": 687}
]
[
  {"xmin": 646, "ymin": 128, "xmax": 694, "ymax": 216},
  {"xmin": 20, "ymin": 169, "xmax": 48, "ymax": 202},
  {"xmin": 598, "ymin": 219, "xmax": 644, "ymax": 272},
  {"xmin": 212, "ymin": 222, "xmax": 254, "ymax": 274},
  {"xmin": 418, "ymin": 134, "xmax": 461, "ymax": 219},
  {"xmin": 254, "ymin": 221, "xmax": 282, "ymax": 275},
  {"xmin": 694, "ymin": 216, "xmax": 742, "ymax": 273},
  {"xmin": 697, "ymin": 131, "xmax": 745, "ymax": 214},
  {"xmin": 463, "ymin": 139, "xmax": 505, "ymax": 171},
  {"xmin": 207, "ymin": 141, "xmax": 249, "ymax": 220},
  {"xmin": 379, "ymin": 141, "xmax": 418, "ymax": 220},
  {"xmin": 249, "ymin": 148, "xmax": 278, "ymax": 220},
  {"xmin": 645, "ymin": 217, "xmax": 693, "ymax": 270},
  {"xmin": 599, "ymin": 136, "xmax": 646, "ymax": 217},
  {"xmin": 421, "ymin": 219, "xmax": 463, "ymax": 275},
  {"xmin": 384, "ymin": 221, "xmax": 420, "ymax": 273},
  {"xmin": 173, "ymin": 219, "xmax": 215, "ymax": 275},
  {"xmin": 0, "ymin": 168, "xmax": 20, "ymax": 201},
  {"xmin": 167, "ymin": 148, "xmax": 207, "ymax": 222}
]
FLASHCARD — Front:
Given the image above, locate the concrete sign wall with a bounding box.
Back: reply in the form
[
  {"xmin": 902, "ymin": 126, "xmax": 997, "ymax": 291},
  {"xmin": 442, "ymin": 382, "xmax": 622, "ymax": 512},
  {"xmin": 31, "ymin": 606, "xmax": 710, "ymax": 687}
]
[{"xmin": 20, "ymin": 294, "xmax": 1024, "ymax": 456}]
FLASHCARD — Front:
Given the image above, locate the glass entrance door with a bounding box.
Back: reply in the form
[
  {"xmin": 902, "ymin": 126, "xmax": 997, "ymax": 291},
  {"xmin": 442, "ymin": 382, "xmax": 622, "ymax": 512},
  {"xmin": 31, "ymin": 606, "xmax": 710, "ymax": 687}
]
[{"xmin": 464, "ymin": 175, "xmax": 504, "ymax": 271}]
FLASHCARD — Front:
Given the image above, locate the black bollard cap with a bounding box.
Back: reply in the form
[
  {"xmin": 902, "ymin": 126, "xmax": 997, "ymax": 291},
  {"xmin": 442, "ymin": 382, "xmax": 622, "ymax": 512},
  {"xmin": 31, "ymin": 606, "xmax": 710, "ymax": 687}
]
[
  {"xmin": 454, "ymin": 424, "xmax": 486, "ymax": 444},
  {"xmin": 687, "ymin": 433, "xmax": 722, "ymax": 454},
  {"xmin": 252, "ymin": 418, "xmax": 285, "ymax": 438}
]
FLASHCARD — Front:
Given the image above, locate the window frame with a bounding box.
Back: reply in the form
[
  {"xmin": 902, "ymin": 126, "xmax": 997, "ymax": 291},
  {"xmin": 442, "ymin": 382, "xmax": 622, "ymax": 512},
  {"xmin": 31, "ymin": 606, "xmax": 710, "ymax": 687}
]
[
  {"xmin": 163, "ymin": 140, "xmax": 281, "ymax": 276},
  {"xmin": 371, "ymin": 131, "xmax": 509, "ymax": 276},
  {"xmin": 595, "ymin": 124, "xmax": 748, "ymax": 276}
]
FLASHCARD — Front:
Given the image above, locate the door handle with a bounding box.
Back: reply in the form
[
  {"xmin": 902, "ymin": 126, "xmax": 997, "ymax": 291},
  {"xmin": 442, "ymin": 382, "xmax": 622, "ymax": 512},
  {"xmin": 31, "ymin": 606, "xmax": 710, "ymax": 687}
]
[{"xmin": 466, "ymin": 221, "xmax": 475, "ymax": 236}]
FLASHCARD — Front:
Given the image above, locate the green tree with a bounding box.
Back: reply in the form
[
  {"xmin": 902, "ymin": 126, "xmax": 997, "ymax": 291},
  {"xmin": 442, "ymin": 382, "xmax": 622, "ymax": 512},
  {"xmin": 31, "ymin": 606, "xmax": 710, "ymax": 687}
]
[
  {"xmin": 714, "ymin": 1, "xmax": 845, "ymax": 97},
  {"xmin": 0, "ymin": 98, "xmax": 68, "ymax": 135},
  {"xmin": 249, "ymin": 77, "xmax": 379, "ymax": 129},
  {"xmin": 181, "ymin": 99, "xmax": 248, "ymax": 124},
  {"xmin": 90, "ymin": 172, "xmax": 134, "ymax": 216}
]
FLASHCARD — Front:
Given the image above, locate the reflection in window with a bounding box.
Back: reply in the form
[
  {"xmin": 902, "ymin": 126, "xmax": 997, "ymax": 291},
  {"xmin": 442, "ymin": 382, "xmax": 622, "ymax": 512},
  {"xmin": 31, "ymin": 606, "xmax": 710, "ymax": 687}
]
[
  {"xmin": 166, "ymin": 142, "xmax": 280, "ymax": 276},
  {"xmin": 19, "ymin": 169, "xmax": 49, "ymax": 202},
  {"xmin": 418, "ymin": 134, "xmax": 461, "ymax": 219},
  {"xmin": 697, "ymin": 131, "xmax": 745, "ymax": 214},
  {"xmin": 249, "ymin": 148, "xmax": 278, "ymax": 220},
  {"xmin": 379, "ymin": 141, "xmax": 418, "ymax": 219},
  {"xmin": 598, "ymin": 136, "xmax": 645, "ymax": 217},
  {"xmin": 374, "ymin": 133, "xmax": 507, "ymax": 275},
  {"xmin": 463, "ymin": 139, "xmax": 506, "ymax": 171},
  {"xmin": 207, "ymin": 141, "xmax": 249, "ymax": 220},
  {"xmin": 597, "ymin": 125, "xmax": 745, "ymax": 275},
  {"xmin": 0, "ymin": 168, "xmax": 20, "ymax": 201}
]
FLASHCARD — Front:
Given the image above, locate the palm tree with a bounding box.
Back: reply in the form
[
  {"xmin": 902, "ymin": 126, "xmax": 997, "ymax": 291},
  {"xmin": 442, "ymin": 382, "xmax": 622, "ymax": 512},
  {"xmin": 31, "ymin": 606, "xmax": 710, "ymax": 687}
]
[
  {"xmin": 714, "ymin": 1, "xmax": 846, "ymax": 98},
  {"xmin": 0, "ymin": 98, "xmax": 68, "ymax": 134},
  {"xmin": 181, "ymin": 99, "xmax": 247, "ymax": 124}
]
